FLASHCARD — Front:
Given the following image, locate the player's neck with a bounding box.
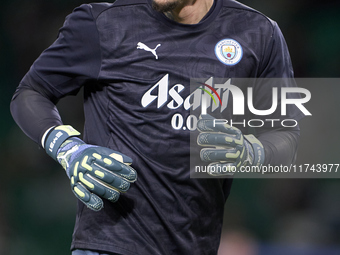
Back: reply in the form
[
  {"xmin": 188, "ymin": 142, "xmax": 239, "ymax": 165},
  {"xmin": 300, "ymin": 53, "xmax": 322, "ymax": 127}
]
[{"xmin": 165, "ymin": 0, "xmax": 214, "ymax": 24}]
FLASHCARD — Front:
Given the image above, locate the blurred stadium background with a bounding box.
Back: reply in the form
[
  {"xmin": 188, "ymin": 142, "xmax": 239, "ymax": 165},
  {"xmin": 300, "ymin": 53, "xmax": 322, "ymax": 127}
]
[{"xmin": 0, "ymin": 0, "xmax": 339, "ymax": 254}]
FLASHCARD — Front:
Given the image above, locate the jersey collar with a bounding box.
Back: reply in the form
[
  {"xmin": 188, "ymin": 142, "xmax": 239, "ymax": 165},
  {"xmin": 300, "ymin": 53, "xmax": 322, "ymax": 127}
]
[{"xmin": 148, "ymin": 0, "xmax": 222, "ymax": 31}]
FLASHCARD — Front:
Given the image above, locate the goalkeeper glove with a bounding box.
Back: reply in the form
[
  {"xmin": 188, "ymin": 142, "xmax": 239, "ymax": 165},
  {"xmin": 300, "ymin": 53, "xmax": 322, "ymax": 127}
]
[
  {"xmin": 197, "ymin": 115, "xmax": 264, "ymax": 176},
  {"xmin": 44, "ymin": 125, "xmax": 137, "ymax": 211}
]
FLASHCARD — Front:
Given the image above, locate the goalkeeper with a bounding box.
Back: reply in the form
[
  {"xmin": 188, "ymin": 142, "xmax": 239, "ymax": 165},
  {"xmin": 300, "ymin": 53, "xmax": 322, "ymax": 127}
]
[{"xmin": 10, "ymin": 0, "xmax": 304, "ymax": 254}]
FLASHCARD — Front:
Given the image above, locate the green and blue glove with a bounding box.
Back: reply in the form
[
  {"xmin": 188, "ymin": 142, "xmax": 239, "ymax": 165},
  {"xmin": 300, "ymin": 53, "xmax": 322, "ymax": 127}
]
[
  {"xmin": 44, "ymin": 125, "xmax": 137, "ymax": 211},
  {"xmin": 197, "ymin": 115, "xmax": 264, "ymax": 176}
]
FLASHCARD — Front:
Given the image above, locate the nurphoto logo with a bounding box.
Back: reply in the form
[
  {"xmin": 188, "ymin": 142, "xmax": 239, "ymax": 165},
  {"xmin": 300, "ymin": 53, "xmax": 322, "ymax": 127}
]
[{"xmin": 196, "ymin": 78, "xmax": 311, "ymax": 128}]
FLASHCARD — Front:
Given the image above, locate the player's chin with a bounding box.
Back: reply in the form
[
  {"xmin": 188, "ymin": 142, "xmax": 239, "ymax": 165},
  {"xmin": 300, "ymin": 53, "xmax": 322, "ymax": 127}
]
[{"xmin": 151, "ymin": 0, "xmax": 180, "ymax": 12}]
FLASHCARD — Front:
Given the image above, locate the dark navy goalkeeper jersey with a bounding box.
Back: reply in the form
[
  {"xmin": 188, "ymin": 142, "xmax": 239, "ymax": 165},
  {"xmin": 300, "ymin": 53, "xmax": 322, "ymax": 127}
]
[{"xmin": 20, "ymin": 0, "xmax": 303, "ymax": 254}]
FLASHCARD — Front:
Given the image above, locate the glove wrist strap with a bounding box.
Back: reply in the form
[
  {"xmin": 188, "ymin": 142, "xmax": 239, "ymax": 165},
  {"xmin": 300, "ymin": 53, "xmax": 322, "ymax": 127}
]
[
  {"xmin": 45, "ymin": 125, "xmax": 80, "ymax": 160},
  {"xmin": 244, "ymin": 134, "xmax": 265, "ymax": 167}
]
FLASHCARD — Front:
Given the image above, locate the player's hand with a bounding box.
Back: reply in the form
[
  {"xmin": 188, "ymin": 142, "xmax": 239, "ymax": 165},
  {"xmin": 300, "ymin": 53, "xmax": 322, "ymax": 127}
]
[
  {"xmin": 197, "ymin": 114, "xmax": 264, "ymax": 176},
  {"xmin": 44, "ymin": 125, "xmax": 137, "ymax": 211}
]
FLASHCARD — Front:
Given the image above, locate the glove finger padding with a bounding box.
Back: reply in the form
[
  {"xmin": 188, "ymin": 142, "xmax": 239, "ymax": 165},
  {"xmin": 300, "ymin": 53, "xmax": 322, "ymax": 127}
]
[
  {"xmin": 71, "ymin": 182, "xmax": 107, "ymax": 211},
  {"xmin": 200, "ymin": 147, "xmax": 245, "ymax": 163},
  {"xmin": 68, "ymin": 146, "xmax": 137, "ymax": 211},
  {"xmin": 197, "ymin": 132, "xmax": 244, "ymax": 148},
  {"xmin": 197, "ymin": 115, "xmax": 264, "ymax": 176},
  {"xmin": 45, "ymin": 125, "xmax": 137, "ymax": 211},
  {"xmin": 90, "ymin": 147, "xmax": 137, "ymax": 183}
]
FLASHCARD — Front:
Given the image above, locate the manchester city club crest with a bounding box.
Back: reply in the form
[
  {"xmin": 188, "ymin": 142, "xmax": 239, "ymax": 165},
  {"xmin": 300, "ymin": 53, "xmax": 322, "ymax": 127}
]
[{"xmin": 215, "ymin": 39, "xmax": 243, "ymax": 65}]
